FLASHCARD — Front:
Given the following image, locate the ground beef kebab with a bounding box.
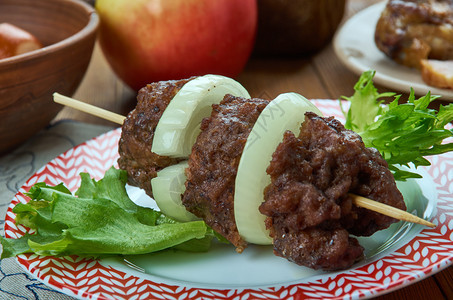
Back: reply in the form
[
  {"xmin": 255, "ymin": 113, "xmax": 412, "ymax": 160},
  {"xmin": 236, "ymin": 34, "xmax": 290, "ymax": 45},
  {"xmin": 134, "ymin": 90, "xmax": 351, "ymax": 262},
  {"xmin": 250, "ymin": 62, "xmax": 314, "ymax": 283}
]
[{"xmin": 117, "ymin": 77, "xmax": 406, "ymax": 271}]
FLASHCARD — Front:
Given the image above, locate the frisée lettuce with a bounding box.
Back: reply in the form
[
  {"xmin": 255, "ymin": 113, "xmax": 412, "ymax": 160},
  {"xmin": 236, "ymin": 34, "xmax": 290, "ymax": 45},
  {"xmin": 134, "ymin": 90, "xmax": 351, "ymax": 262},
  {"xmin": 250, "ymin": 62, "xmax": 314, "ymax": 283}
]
[{"xmin": 341, "ymin": 70, "xmax": 453, "ymax": 181}]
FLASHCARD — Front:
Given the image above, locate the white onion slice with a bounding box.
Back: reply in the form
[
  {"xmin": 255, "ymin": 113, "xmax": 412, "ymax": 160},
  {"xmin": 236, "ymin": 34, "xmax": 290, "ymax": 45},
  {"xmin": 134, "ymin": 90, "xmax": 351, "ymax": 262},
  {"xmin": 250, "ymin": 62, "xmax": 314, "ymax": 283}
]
[
  {"xmin": 234, "ymin": 93, "xmax": 323, "ymax": 244},
  {"xmin": 151, "ymin": 161, "xmax": 199, "ymax": 222},
  {"xmin": 152, "ymin": 74, "xmax": 250, "ymax": 158}
]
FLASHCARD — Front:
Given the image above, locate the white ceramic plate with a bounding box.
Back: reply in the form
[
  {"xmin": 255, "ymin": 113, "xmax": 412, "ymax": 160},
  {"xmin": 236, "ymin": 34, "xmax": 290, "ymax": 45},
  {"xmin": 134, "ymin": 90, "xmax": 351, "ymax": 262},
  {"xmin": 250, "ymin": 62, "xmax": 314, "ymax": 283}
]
[
  {"xmin": 333, "ymin": 1, "xmax": 453, "ymax": 101},
  {"xmin": 5, "ymin": 100, "xmax": 453, "ymax": 299}
]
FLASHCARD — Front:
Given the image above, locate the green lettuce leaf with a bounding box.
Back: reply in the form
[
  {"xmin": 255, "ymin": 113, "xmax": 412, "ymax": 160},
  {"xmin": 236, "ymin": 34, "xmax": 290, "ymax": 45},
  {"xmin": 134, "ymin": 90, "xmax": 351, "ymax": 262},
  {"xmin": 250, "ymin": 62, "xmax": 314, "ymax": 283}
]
[
  {"xmin": 340, "ymin": 70, "xmax": 395, "ymax": 133},
  {"xmin": 1, "ymin": 167, "xmax": 215, "ymax": 258},
  {"xmin": 342, "ymin": 71, "xmax": 453, "ymax": 180}
]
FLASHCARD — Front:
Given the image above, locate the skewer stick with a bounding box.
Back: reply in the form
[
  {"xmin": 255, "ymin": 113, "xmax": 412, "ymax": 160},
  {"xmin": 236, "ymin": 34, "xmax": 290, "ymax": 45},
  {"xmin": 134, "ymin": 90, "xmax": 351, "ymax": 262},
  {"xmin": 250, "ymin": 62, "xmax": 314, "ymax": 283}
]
[
  {"xmin": 53, "ymin": 94, "xmax": 436, "ymax": 228},
  {"xmin": 53, "ymin": 93, "xmax": 125, "ymax": 125},
  {"xmin": 351, "ymin": 194, "xmax": 435, "ymax": 228}
]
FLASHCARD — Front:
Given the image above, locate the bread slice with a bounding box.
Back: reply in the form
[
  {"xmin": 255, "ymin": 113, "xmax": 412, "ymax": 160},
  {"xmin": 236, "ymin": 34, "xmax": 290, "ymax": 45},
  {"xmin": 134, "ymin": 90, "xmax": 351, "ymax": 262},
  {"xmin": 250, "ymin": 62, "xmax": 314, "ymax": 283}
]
[{"xmin": 420, "ymin": 59, "xmax": 453, "ymax": 89}]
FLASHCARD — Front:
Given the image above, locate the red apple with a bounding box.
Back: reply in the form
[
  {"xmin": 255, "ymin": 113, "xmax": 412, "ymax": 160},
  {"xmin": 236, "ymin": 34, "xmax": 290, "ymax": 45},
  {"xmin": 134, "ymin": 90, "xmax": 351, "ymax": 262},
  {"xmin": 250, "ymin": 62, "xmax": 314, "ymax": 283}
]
[{"xmin": 95, "ymin": 0, "xmax": 257, "ymax": 91}]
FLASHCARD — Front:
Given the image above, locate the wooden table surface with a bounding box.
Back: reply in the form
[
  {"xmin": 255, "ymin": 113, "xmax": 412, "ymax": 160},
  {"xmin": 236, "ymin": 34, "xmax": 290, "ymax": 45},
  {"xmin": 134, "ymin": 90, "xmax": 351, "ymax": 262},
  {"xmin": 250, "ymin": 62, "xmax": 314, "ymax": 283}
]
[{"xmin": 54, "ymin": 0, "xmax": 453, "ymax": 299}]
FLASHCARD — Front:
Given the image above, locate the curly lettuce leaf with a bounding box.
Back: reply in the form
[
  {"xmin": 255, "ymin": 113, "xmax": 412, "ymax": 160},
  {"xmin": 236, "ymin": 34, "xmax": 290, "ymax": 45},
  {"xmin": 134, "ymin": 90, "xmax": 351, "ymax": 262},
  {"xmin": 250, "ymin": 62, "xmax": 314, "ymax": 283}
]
[
  {"xmin": 340, "ymin": 70, "xmax": 395, "ymax": 133},
  {"xmin": 1, "ymin": 167, "xmax": 215, "ymax": 258},
  {"xmin": 342, "ymin": 71, "xmax": 453, "ymax": 180}
]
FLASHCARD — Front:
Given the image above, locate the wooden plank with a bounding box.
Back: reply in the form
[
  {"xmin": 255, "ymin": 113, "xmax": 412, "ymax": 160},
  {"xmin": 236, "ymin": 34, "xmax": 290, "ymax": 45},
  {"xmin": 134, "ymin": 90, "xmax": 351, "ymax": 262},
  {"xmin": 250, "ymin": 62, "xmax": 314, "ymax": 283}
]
[
  {"xmin": 311, "ymin": 44, "xmax": 361, "ymax": 99},
  {"xmin": 435, "ymin": 266, "xmax": 453, "ymax": 300},
  {"xmin": 375, "ymin": 276, "xmax": 445, "ymax": 300},
  {"xmin": 238, "ymin": 57, "xmax": 331, "ymax": 100}
]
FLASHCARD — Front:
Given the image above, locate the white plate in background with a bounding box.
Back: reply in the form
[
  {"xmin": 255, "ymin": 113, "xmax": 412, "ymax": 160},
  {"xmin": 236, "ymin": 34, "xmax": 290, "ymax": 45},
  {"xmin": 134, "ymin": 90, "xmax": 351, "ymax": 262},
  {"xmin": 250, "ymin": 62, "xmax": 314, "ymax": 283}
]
[{"xmin": 334, "ymin": 1, "xmax": 453, "ymax": 101}]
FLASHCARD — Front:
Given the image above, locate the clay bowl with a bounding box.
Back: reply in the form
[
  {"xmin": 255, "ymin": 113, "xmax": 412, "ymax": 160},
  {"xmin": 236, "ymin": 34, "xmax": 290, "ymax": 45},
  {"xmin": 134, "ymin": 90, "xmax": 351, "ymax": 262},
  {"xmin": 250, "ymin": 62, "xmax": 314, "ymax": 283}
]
[
  {"xmin": 253, "ymin": 0, "xmax": 346, "ymax": 56},
  {"xmin": 0, "ymin": 0, "xmax": 99, "ymax": 154}
]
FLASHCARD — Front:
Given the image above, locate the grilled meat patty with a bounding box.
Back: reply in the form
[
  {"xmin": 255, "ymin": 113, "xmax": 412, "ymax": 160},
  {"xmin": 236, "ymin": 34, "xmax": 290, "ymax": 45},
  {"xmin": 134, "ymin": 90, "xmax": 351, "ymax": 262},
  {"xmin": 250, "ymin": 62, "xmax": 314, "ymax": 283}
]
[
  {"xmin": 183, "ymin": 94, "xmax": 270, "ymax": 252},
  {"xmin": 260, "ymin": 112, "xmax": 406, "ymax": 270},
  {"xmin": 118, "ymin": 78, "xmax": 193, "ymax": 197}
]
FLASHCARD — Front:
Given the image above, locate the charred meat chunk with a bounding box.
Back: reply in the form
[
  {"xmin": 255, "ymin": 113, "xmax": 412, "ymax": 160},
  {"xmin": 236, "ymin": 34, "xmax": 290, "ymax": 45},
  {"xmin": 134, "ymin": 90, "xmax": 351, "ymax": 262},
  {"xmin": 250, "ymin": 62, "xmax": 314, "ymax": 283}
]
[
  {"xmin": 118, "ymin": 78, "xmax": 193, "ymax": 197},
  {"xmin": 375, "ymin": 0, "xmax": 453, "ymax": 68},
  {"xmin": 260, "ymin": 112, "xmax": 406, "ymax": 270},
  {"xmin": 183, "ymin": 94, "xmax": 270, "ymax": 253}
]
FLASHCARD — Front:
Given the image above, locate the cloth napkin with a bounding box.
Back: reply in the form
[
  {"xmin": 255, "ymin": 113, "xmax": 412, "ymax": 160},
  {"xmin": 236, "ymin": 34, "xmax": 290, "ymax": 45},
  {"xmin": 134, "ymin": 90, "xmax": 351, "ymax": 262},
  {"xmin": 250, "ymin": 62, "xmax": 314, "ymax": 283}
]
[{"xmin": 0, "ymin": 120, "xmax": 114, "ymax": 300}]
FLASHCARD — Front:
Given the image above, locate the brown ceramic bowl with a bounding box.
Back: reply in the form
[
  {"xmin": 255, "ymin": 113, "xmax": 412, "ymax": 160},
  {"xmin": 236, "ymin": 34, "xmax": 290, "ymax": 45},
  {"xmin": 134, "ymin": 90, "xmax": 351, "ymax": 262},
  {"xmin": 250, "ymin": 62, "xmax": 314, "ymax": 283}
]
[
  {"xmin": 0, "ymin": 0, "xmax": 99, "ymax": 154},
  {"xmin": 253, "ymin": 0, "xmax": 346, "ymax": 56}
]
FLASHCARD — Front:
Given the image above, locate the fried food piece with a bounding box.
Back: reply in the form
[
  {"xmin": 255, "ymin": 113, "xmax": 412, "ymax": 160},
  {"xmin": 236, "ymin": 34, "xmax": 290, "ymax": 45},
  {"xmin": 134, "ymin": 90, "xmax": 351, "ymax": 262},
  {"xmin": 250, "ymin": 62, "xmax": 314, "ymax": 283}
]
[
  {"xmin": 375, "ymin": 0, "xmax": 453, "ymax": 68},
  {"xmin": 183, "ymin": 94, "xmax": 270, "ymax": 253},
  {"xmin": 420, "ymin": 59, "xmax": 453, "ymax": 89},
  {"xmin": 118, "ymin": 78, "xmax": 193, "ymax": 197},
  {"xmin": 260, "ymin": 112, "xmax": 406, "ymax": 270}
]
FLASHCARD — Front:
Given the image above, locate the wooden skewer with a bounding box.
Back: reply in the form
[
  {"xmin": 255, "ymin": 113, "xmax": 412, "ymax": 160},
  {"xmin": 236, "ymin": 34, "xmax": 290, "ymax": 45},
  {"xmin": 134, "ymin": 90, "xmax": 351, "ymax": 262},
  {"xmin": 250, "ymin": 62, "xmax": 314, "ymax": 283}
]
[
  {"xmin": 53, "ymin": 93, "xmax": 436, "ymax": 228},
  {"xmin": 351, "ymin": 194, "xmax": 435, "ymax": 228},
  {"xmin": 53, "ymin": 93, "xmax": 125, "ymax": 125}
]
